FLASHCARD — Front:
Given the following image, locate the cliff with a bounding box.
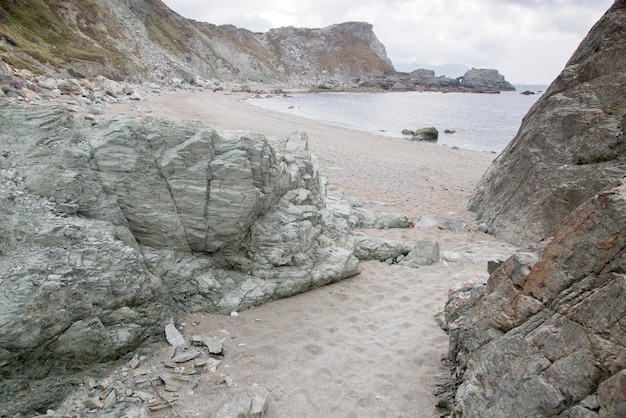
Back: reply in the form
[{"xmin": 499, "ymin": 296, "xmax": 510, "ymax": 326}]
[
  {"xmin": 0, "ymin": 0, "xmax": 393, "ymax": 86},
  {"xmin": 468, "ymin": 0, "xmax": 626, "ymax": 247},
  {"xmin": 0, "ymin": 0, "xmax": 512, "ymax": 91},
  {"xmin": 439, "ymin": 1, "xmax": 626, "ymax": 416}
]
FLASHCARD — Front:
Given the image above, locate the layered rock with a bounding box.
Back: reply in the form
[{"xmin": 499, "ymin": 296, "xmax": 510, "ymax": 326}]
[
  {"xmin": 0, "ymin": 103, "xmax": 407, "ymax": 416},
  {"xmin": 469, "ymin": 1, "xmax": 626, "ymax": 247},
  {"xmin": 0, "ymin": 0, "xmax": 394, "ymax": 88},
  {"xmin": 442, "ymin": 178, "xmax": 626, "ymax": 417},
  {"xmin": 440, "ymin": 2, "xmax": 626, "ymax": 416}
]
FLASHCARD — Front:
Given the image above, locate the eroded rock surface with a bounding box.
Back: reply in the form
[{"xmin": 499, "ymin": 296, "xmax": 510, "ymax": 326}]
[
  {"xmin": 442, "ymin": 178, "xmax": 626, "ymax": 417},
  {"xmin": 0, "ymin": 103, "xmax": 406, "ymax": 416},
  {"xmin": 469, "ymin": 1, "xmax": 626, "ymax": 247}
]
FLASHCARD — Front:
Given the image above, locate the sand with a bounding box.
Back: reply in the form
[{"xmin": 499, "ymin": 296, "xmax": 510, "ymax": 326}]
[{"xmin": 99, "ymin": 89, "xmax": 518, "ymax": 417}]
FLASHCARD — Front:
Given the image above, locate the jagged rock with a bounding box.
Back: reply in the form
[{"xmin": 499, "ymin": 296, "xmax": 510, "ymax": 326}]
[
  {"xmin": 0, "ymin": 103, "xmax": 410, "ymax": 416},
  {"xmin": 441, "ymin": 178, "xmax": 626, "ymax": 417},
  {"xmin": 469, "ymin": 1, "xmax": 626, "ymax": 247},
  {"xmin": 216, "ymin": 386, "xmax": 269, "ymax": 418},
  {"xmin": 57, "ymin": 79, "xmax": 84, "ymax": 96},
  {"xmin": 398, "ymin": 240, "xmax": 440, "ymax": 268},
  {"xmin": 159, "ymin": 373, "xmax": 199, "ymax": 392},
  {"xmin": 353, "ymin": 208, "xmax": 409, "ymax": 229},
  {"xmin": 192, "ymin": 335, "xmax": 224, "ymax": 355}
]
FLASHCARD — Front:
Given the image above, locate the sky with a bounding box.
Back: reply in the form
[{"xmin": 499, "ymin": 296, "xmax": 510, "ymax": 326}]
[{"xmin": 161, "ymin": 0, "xmax": 614, "ymax": 85}]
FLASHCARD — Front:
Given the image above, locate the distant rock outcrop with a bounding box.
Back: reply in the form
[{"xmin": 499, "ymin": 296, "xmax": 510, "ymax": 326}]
[
  {"xmin": 458, "ymin": 68, "xmax": 515, "ymax": 91},
  {"xmin": 469, "ymin": 0, "xmax": 626, "ymax": 247},
  {"xmin": 439, "ymin": 2, "xmax": 626, "ymax": 416},
  {"xmin": 0, "ymin": 104, "xmax": 408, "ymax": 416},
  {"xmin": 387, "ymin": 67, "xmax": 515, "ymax": 92}
]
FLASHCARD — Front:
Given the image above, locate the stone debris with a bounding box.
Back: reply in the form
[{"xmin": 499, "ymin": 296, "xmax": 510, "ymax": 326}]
[
  {"xmin": 52, "ymin": 325, "xmax": 231, "ymax": 416},
  {"xmin": 216, "ymin": 386, "xmax": 270, "ymax": 418},
  {"xmin": 159, "ymin": 372, "xmax": 200, "ymax": 392},
  {"xmin": 192, "ymin": 334, "xmax": 225, "ymax": 355},
  {"xmin": 217, "ymin": 373, "xmax": 235, "ymax": 387},
  {"xmin": 165, "ymin": 322, "xmax": 186, "ymax": 347},
  {"xmin": 171, "ymin": 349, "xmax": 202, "ymax": 363}
]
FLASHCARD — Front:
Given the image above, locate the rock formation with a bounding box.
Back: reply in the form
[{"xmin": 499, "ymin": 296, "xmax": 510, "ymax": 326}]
[
  {"xmin": 442, "ymin": 178, "xmax": 626, "ymax": 417},
  {"xmin": 440, "ymin": 2, "xmax": 626, "ymax": 416},
  {"xmin": 0, "ymin": 0, "xmax": 394, "ymax": 88},
  {"xmin": 0, "ymin": 0, "xmax": 514, "ymax": 92},
  {"xmin": 390, "ymin": 68, "xmax": 515, "ymax": 92},
  {"xmin": 469, "ymin": 0, "xmax": 626, "ymax": 247},
  {"xmin": 0, "ymin": 104, "xmax": 408, "ymax": 416},
  {"xmin": 458, "ymin": 68, "xmax": 515, "ymax": 91}
]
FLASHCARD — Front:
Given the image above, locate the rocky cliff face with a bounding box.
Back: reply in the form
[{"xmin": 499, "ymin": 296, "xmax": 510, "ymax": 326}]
[
  {"xmin": 469, "ymin": 0, "xmax": 626, "ymax": 247},
  {"xmin": 442, "ymin": 178, "xmax": 626, "ymax": 417},
  {"xmin": 0, "ymin": 103, "xmax": 409, "ymax": 416},
  {"xmin": 0, "ymin": 0, "xmax": 394, "ymax": 87},
  {"xmin": 0, "ymin": 0, "xmax": 514, "ymax": 92},
  {"xmin": 440, "ymin": 2, "xmax": 626, "ymax": 416}
]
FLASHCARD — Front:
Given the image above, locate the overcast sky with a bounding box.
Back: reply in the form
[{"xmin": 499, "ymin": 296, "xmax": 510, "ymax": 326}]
[{"xmin": 161, "ymin": 0, "xmax": 614, "ymax": 85}]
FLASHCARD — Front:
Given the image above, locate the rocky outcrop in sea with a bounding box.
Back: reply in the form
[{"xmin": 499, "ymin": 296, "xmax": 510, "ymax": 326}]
[{"xmin": 438, "ymin": 1, "xmax": 626, "ymax": 416}]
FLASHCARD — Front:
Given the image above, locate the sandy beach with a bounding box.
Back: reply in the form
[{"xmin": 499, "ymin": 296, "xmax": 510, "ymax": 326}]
[{"xmin": 98, "ymin": 89, "xmax": 517, "ymax": 417}]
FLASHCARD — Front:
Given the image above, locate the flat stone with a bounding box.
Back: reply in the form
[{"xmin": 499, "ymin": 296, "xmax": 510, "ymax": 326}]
[
  {"xmin": 164, "ymin": 323, "xmax": 186, "ymax": 347},
  {"xmin": 171, "ymin": 350, "xmax": 202, "ymax": 363}
]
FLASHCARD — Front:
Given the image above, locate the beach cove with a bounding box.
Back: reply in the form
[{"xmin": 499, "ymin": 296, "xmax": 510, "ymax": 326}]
[{"xmin": 85, "ymin": 89, "xmax": 518, "ymax": 417}]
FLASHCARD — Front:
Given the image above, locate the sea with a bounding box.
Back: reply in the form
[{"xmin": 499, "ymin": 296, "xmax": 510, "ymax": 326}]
[{"xmin": 248, "ymin": 85, "xmax": 548, "ymax": 153}]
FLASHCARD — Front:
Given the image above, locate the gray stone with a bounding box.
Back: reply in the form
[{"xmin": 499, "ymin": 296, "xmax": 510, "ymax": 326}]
[
  {"xmin": 458, "ymin": 68, "xmax": 515, "ymax": 90},
  {"xmin": 399, "ymin": 240, "xmax": 440, "ymax": 268},
  {"xmin": 414, "ymin": 215, "xmax": 468, "ymax": 232},
  {"xmin": 216, "ymin": 386, "xmax": 269, "ymax": 418},
  {"xmin": 441, "ymin": 178, "xmax": 626, "ymax": 417},
  {"xmin": 165, "ymin": 323, "xmax": 186, "ymax": 347},
  {"xmin": 159, "ymin": 373, "xmax": 199, "ymax": 392},
  {"xmin": 411, "ymin": 127, "xmax": 439, "ymax": 142},
  {"xmin": 352, "ymin": 234, "xmax": 411, "ymax": 261},
  {"xmin": 171, "ymin": 350, "xmax": 202, "ymax": 363}
]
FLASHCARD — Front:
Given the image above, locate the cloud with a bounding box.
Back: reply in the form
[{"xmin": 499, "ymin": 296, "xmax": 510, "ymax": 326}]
[{"xmin": 162, "ymin": 0, "xmax": 614, "ymax": 84}]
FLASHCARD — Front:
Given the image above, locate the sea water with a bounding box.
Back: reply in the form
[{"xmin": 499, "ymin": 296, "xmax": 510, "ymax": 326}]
[{"xmin": 248, "ymin": 86, "xmax": 546, "ymax": 152}]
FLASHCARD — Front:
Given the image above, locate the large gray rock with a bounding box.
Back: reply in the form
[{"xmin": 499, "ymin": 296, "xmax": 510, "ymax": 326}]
[
  {"xmin": 0, "ymin": 103, "xmax": 408, "ymax": 416},
  {"xmin": 441, "ymin": 177, "xmax": 626, "ymax": 417},
  {"xmin": 469, "ymin": 1, "xmax": 626, "ymax": 247}
]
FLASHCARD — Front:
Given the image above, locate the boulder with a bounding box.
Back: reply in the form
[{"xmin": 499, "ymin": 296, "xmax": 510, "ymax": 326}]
[
  {"xmin": 469, "ymin": 1, "xmax": 626, "ymax": 247},
  {"xmin": 398, "ymin": 240, "xmax": 440, "ymax": 268}
]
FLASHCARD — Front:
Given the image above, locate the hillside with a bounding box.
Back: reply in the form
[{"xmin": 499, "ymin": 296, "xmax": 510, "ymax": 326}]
[
  {"xmin": 0, "ymin": 0, "xmax": 394, "ymax": 86},
  {"xmin": 0, "ymin": 0, "xmax": 515, "ymax": 91}
]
